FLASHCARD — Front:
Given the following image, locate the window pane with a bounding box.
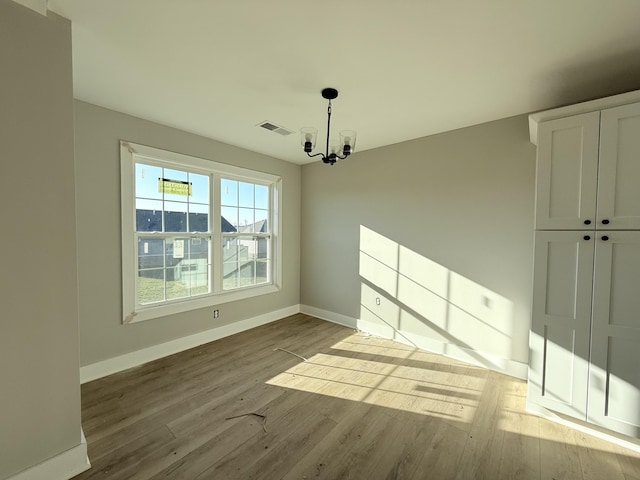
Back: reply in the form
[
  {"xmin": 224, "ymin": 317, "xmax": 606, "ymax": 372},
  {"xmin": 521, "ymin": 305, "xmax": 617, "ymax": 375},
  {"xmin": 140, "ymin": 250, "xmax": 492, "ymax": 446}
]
[
  {"xmin": 165, "ymin": 267, "xmax": 188, "ymax": 300},
  {"xmin": 188, "ymin": 202, "xmax": 208, "ymax": 232},
  {"xmin": 135, "ymin": 163, "xmax": 163, "ymax": 200},
  {"xmin": 221, "ymin": 206, "xmax": 238, "ymax": 231},
  {"xmin": 165, "ymin": 237, "xmax": 187, "ymax": 267},
  {"xmin": 138, "ymin": 238, "xmax": 164, "ymax": 269},
  {"xmin": 221, "ymin": 178, "xmax": 237, "ymax": 206},
  {"xmin": 174, "ymin": 237, "xmax": 211, "ymax": 297},
  {"xmin": 161, "ymin": 168, "xmax": 189, "ymax": 203},
  {"xmin": 164, "ymin": 201, "xmax": 188, "ymax": 232},
  {"xmin": 238, "ymin": 208, "xmax": 255, "ymax": 232},
  {"xmin": 255, "ymin": 209, "xmax": 268, "ymax": 233},
  {"xmin": 140, "ymin": 166, "xmax": 211, "ymax": 234},
  {"xmin": 136, "ymin": 199, "xmax": 163, "ymax": 232},
  {"xmin": 137, "ymin": 268, "xmax": 165, "ymax": 305},
  {"xmin": 255, "ymin": 184, "xmax": 269, "ymax": 209},
  {"xmin": 188, "ymin": 211, "xmax": 209, "ymax": 232},
  {"xmin": 189, "ymin": 172, "xmax": 209, "ymax": 204},
  {"xmin": 136, "ymin": 235, "xmax": 213, "ymax": 305},
  {"xmin": 223, "ymin": 239, "xmax": 239, "ymax": 290},
  {"xmin": 189, "ymin": 263, "xmax": 210, "ymax": 296},
  {"xmin": 238, "ymin": 182, "xmax": 254, "ymax": 208},
  {"xmin": 137, "ymin": 236, "xmax": 165, "ymax": 305},
  {"xmin": 222, "ymin": 235, "xmax": 269, "ymax": 290},
  {"xmin": 189, "ymin": 238, "xmax": 210, "ymax": 266},
  {"xmin": 220, "ymin": 180, "xmax": 270, "ymax": 236},
  {"xmin": 256, "ymin": 259, "xmax": 269, "ymax": 285}
]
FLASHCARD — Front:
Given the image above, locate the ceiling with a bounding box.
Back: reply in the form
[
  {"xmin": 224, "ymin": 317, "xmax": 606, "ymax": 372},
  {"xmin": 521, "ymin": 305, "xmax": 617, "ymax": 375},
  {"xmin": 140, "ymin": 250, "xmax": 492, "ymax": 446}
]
[{"xmin": 47, "ymin": 0, "xmax": 640, "ymax": 165}]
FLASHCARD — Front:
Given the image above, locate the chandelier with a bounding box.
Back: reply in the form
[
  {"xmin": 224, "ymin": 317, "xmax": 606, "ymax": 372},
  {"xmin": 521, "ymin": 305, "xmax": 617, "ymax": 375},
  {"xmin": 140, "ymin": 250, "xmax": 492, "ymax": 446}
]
[{"xmin": 301, "ymin": 88, "xmax": 357, "ymax": 165}]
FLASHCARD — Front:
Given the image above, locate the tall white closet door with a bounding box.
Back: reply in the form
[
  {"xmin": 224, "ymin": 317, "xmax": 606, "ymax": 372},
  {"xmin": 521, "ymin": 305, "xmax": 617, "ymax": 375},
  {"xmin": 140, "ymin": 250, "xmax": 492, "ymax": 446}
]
[
  {"xmin": 597, "ymin": 102, "xmax": 640, "ymax": 230},
  {"xmin": 588, "ymin": 231, "xmax": 640, "ymax": 437},
  {"xmin": 529, "ymin": 231, "xmax": 594, "ymax": 419},
  {"xmin": 535, "ymin": 112, "xmax": 600, "ymax": 230}
]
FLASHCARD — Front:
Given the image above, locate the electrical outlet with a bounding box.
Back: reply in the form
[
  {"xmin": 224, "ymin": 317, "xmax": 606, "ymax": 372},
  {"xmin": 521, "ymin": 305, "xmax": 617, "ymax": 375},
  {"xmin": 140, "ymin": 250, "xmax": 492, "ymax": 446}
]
[
  {"xmin": 482, "ymin": 296, "xmax": 492, "ymax": 308},
  {"xmin": 376, "ymin": 297, "xmax": 381, "ymax": 306},
  {"xmin": 213, "ymin": 309, "xmax": 219, "ymax": 319}
]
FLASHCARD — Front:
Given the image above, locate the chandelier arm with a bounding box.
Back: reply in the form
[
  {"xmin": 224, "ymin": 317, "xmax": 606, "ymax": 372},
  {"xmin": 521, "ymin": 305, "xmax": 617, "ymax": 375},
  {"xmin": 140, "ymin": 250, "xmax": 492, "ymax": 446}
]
[{"xmin": 306, "ymin": 152, "xmax": 325, "ymax": 159}]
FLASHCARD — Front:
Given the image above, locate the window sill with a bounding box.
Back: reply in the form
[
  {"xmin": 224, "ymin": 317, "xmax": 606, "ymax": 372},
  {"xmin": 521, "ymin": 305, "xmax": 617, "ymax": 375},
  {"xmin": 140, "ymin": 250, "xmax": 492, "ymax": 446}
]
[{"xmin": 126, "ymin": 283, "xmax": 280, "ymax": 324}]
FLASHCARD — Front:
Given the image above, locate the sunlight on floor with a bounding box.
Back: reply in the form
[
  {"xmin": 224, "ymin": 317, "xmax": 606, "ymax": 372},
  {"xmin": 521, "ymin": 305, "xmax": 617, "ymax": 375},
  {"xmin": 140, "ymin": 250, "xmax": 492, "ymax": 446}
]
[{"xmin": 267, "ymin": 333, "xmax": 486, "ymax": 423}]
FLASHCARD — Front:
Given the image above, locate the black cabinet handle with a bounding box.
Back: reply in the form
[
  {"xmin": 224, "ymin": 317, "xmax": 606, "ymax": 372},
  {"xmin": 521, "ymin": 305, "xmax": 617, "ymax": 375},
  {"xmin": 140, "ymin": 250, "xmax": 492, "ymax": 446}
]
[
  {"xmin": 602, "ymin": 236, "xmax": 609, "ymax": 241},
  {"xmin": 602, "ymin": 219, "xmax": 610, "ymax": 225},
  {"xmin": 583, "ymin": 235, "xmax": 591, "ymax": 241},
  {"xmin": 584, "ymin": 220, "xmax": 592, "ymax": 225}
]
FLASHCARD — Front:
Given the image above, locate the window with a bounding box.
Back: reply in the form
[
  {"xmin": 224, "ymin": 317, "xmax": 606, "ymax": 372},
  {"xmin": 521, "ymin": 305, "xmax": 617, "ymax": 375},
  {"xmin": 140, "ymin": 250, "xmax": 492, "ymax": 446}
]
[
  {"xmin": 220, "ymin": 178, "xmax": 271, "ymax": 290},
  {"xmin": 121, "ymin": 141, "xmax": 281, "ymax": 323}
]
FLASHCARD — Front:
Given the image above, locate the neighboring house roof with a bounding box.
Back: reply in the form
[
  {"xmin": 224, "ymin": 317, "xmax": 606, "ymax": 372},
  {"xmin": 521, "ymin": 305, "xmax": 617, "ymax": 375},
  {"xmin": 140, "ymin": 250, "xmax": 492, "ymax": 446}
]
[
  {"xmin": 237, "ymin": 219, "xmax": 267, "ymax": 234},
  {"xmin": 135, "ymin": 209, "xmax": 237, "ymax": 233},
  {"xmin": 221, "ymin": 216, "xmax": 236, "ymax": 233}
]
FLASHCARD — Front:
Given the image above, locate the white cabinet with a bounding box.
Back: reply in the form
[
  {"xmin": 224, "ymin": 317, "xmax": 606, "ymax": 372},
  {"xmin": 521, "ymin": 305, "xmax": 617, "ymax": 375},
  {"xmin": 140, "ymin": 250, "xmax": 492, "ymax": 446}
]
[
  {"xmin": 535, "ymin": 102, "xmax": 640, "ymax": 231},
  {"xmin": 597, "ymin": 103, "xmax": 640, "ymax": 230},
  {"xmin": 531, "ymin": 231, "xmax": 640, "ymax": 436},
  {"xmin": 535, "ymin": 112, "xmax": 599, "ymax": 230},
  {"xmin": 588, "ymin": 231, "xmax": 640, "ymax": 437},
  {"xmin": 529, "ymin": 94, "xmax": 640, "ymax": 439},
  {"xmin": 529, "ymin": 231, "xmax": 593, "ymax": 418}
]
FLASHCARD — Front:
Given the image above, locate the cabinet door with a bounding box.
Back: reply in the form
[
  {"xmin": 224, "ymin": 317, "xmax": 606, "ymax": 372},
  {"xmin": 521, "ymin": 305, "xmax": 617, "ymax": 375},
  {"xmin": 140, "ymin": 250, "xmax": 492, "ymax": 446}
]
[
  {"xmin": 535, "ymin": 112, "xmax": 600, "ymax": 230},
  {"xmin": 588, "ymin": 231, "xmax": 640, "ymax": 437},
  {"xmin": 528, "ymin": 231, "xmax": 594, "ymax": 419},
  {"xmin": 597, "ymin": 102, "xmax": 640, "ymax": 230}
]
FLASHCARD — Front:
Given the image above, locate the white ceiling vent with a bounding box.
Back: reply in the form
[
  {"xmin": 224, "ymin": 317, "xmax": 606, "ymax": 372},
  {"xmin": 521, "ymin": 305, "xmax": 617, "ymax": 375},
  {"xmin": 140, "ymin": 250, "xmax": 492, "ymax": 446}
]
[{"xmin": 257, "ymin": 121, "xmax": 294, "ymax": 136}]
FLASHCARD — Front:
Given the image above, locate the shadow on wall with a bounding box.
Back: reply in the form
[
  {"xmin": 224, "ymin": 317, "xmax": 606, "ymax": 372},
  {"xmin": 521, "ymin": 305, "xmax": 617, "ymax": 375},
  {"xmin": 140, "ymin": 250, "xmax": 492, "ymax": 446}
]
[
  {"xmin": 537, "ymin": 48, "xmax": 640, "ymax": 110},
  {"xmin": 358, "ymin": 225, "xmax": 517, "ymax": 374}
]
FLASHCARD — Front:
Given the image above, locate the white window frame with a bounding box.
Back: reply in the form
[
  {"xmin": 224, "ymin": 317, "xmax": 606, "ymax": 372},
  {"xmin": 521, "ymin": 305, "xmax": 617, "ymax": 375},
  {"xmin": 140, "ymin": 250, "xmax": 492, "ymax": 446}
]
[{"xmin": 120, "ymin": 141, "xmax": 282, "ymax": 323}]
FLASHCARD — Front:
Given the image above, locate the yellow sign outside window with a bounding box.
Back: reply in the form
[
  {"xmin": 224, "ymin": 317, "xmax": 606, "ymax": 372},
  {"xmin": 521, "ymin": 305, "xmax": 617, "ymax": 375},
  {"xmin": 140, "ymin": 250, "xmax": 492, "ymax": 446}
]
[{"xmin": 158, "ymin": 178, "xmax": 192, "ymax": 196}]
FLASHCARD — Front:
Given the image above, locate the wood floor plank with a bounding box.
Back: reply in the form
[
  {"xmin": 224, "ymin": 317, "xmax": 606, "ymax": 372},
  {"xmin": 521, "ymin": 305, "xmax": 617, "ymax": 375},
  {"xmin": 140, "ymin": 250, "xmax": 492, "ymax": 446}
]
[
  {"xmin": 280, "ymin": 404, "xmax": 396, "ymax": 480},
  {"xmin": 498, "ymin": 377, "xmax": 540, "ymax": 480},
  {"xmin": 539, "ymin": 419, "xmax": 584, "ymax": 480},
  {"xmin": 195, "ymin": 391, "xmax": 337, "ymax": 479},
  {"xmin": 618, "ymin": 452, "xmax": 640, "ymax": 480},
  {"xmin": 454, "ymin": 372, "xmax": 505, "ymax": 480},
  {"xmin": 73, "ymin": 425, "xmax": 176, "ymax": 480},
  {"xmin": 83, "ymin": 315, "xmax": 341, "ymax": 442},
  {"xmin": 575, "ymin": 430, "xmax": 627, "ymax": 480},
  {"xmin": 73, "ymin": 314, "xmax": 640, "ymax": 480},
  {"xmin": 409, "ymin": 416, "xmax": 470, "ymax": 479},
  {"xmin": 374, "ymin": 412, "xmax": 443, "ymax": 479}
]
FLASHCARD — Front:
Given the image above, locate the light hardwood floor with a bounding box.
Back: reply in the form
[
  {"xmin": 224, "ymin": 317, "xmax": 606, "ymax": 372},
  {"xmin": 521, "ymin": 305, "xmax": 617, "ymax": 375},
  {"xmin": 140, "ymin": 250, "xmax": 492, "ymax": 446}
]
[{"xmin": 74, "ymin": 314, "xmax": 640, "ymax": 479}]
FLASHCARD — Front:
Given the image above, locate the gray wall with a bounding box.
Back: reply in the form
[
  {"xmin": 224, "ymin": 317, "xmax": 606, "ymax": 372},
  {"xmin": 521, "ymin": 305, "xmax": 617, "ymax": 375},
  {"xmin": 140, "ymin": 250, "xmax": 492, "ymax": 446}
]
[
  {"xmin": 300, "ymin": 115, "xmax": 536, "ymax": 368},
  {"xmin": 74, "ymin": 101, "xmax": 301, "ymax": 366},
  {"xmin": 0, "ymin": 2, "xmax": 81, "ymax": 478}
]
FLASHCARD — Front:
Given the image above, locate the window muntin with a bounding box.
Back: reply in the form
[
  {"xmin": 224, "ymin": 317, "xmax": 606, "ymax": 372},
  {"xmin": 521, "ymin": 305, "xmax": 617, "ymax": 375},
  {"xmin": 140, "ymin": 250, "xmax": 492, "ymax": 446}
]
[{"xmin": 121, "ymin": 141, "xmax": 281, "ymax": 323}]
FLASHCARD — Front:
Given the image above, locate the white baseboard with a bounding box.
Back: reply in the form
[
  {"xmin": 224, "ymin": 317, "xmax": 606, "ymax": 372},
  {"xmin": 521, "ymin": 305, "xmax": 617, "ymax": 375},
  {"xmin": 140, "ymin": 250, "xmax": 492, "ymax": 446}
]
[
  {"xmin": 526, "ymin": 401, "xmax": 640, "ymax": 453},
  {"xmin": 357, "ymin": 317, "xmax": 528, "ymax": 379},
  {"xmin": 300, "ymin": 304, "xmax": 358, "ymax": 329},
  {"xmin": 298, "ymin": 306, "xmax": 526, "ymax": 379},
  {"xmin": 82, "ymin": 303, "xmax": 527, "ymax": 384},
  {"xmin": 80, "ymin": 304, "xmax": 301, "ymax": 383},
  {"xmin": 7, "ymin": 429, "xmax": 90, "ymax": 480}
]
